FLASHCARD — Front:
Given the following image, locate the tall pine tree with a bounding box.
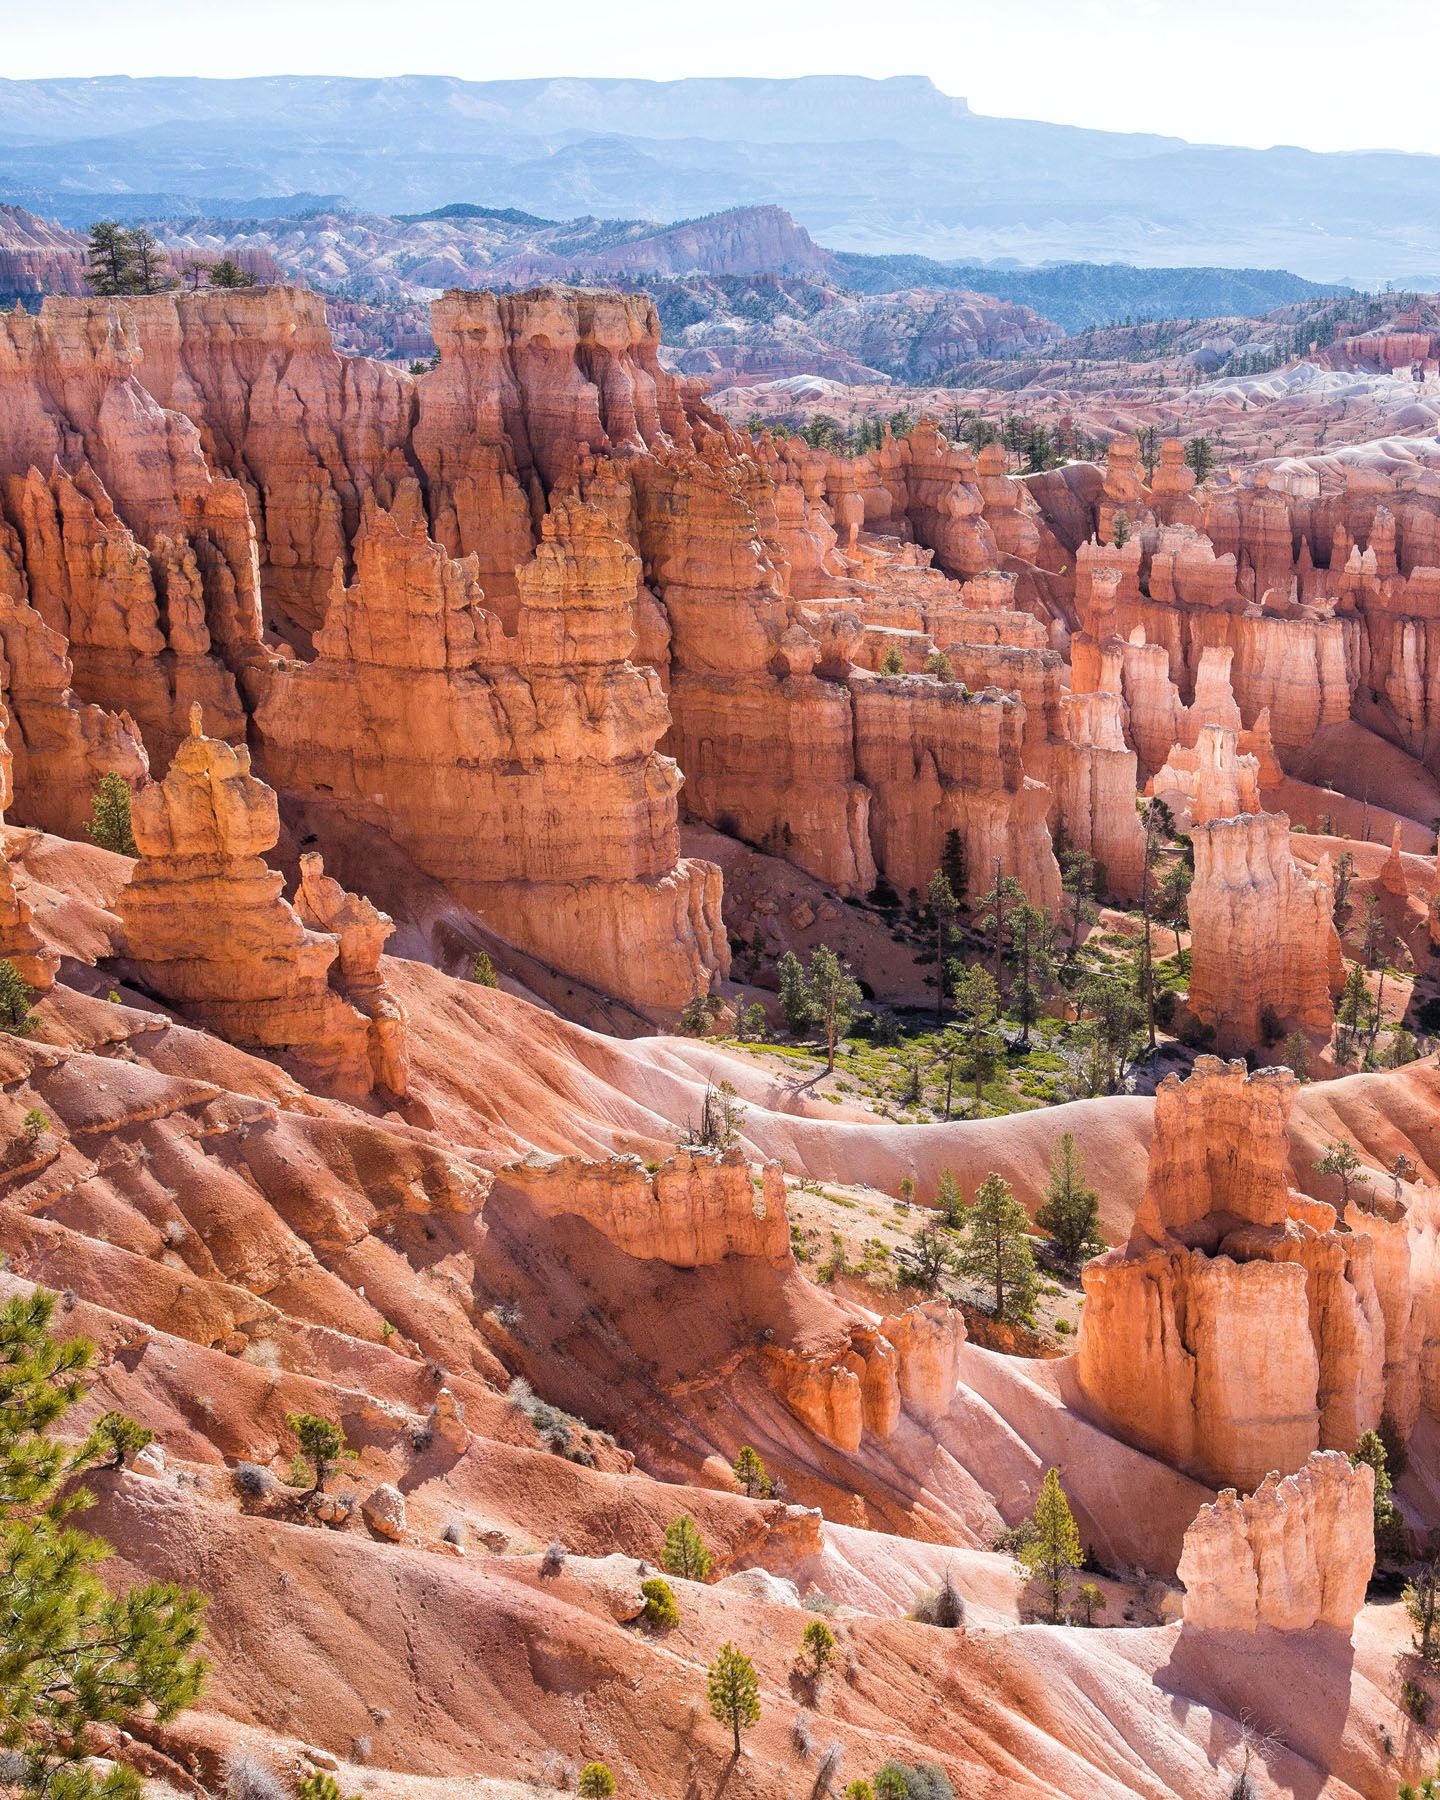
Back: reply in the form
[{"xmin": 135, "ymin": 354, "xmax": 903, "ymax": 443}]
[{"xmin": 0, "ymin": 1286, "xmax": 208, "ymax": 1798}]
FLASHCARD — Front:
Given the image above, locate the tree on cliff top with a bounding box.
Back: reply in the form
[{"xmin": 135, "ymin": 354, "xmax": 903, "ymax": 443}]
[
  {"xmin": 85, "ymin": 222, "xmax": 135, "ymax": 296},
  {"xmin": 208, "ymin": 259, "xmax": 256, "ymax": 290},
  {"xmin": 0, "ymin": 1285, "xmax": 208, "ymax": 1799}
]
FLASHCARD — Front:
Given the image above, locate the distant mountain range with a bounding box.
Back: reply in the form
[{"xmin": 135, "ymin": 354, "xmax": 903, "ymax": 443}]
[
  {"xmin": 0, "ymin": 200, "xmax": 1346, "ymax": 351},
  {"xmin": 1, "ymin": 74, "xmax": 1438, "ymax": 284}
]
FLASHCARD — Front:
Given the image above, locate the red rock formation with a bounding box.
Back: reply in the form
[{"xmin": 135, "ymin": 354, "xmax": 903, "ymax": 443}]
[
  {"xmin": 0, "ymin": 537, "xmax": 148, "ymax": 838},
  {"xmin": 0, "ymin": 296, "xmax": 267, "ymax": 748},
  {"xmin": 495, "ymin": 1147, "xmax": 790, "ymax": 1268},
  {"xmin": 294, "ymin": 852, "xmax": 409, "ymax": 1098},
  {"xmin": 0, "ymin": 850, "xmax": 59, "ymax": 991},
  {"xmin": 256, "ymin": 484, "xmax": 727, "ymax": 1008},
  {"xmin": 764, "ymin": 1300, "xmax": 965, "ymax": 1452},
  {"xmin": 1187, "ymin": 812, "xmax": 1343, "ymax": 1053},
  {"xmin": 1149, "ymin": 723, "xmax": 1261, "ymax": 828},
  {"xmin": 1177, "ymin": 1452, "xmax": 1374, "ymax": 1635},
  {"xmin": 116, "ymin": 706, "xmax": 397, "ymax": 1098},
  {"xmin": 1077, "ymin": 1059, "xmax": 1403, "ymax": 1491}
]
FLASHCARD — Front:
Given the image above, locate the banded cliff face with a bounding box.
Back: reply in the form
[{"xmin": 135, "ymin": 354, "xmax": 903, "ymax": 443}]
[
  {"xmin": 0, "ymin": 285, "xmax": 1084, "ymax": 1008},
  {"xmin": 0, "ymin": 288, "xmax": 730, "ymax": 1011}
]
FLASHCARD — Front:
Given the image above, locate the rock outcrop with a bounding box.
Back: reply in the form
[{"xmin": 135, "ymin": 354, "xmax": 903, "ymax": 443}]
[
  {"xmin": 116, "ymin": 706, "xmax": 402, "ymax": 1098},
  {"xmin": 1187, "ymin": 812, "xmax": 1343, "ymax": 1053},
  {"xmin": 1177, "ymin": 1452, "xmax": 1374, "ymax": 1635},
  {"xmin": 1077, "ymin": 1058, "xmax": 1409, "ymax": 1492},
  {"xmin": 764, "ymin": 1300, "xmax": 966, "ymax": 1452},
  {"xmin": 495, "ymin": 1147, "xmax": 790, "ymax": 1268}
]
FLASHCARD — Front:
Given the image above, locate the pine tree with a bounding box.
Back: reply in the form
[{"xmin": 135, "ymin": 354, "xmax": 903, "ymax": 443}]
[
  {"xmin": 640, "ymin": 1575, "xmax": 680, "ymax": 1629},
  {"xmin": 879, "ymin": 644, "xmax": 904, "ymax": 676},
  {"xmin": 940, "ymin": 828, "xmax": 967, "ymax": 903},
  {"xmin": 577, "ymin": 1766, "xmax": 616, "ymax": 1799},
  {"xmin": 896, "ymin": 1216, "xmax": 961, "ymax": 1291},
  {"xmin": 777, "ymin": 950, "xmax": 811, "ymax": 1035},
  {"xmin": 950, "ymin": 963, "xmax": 1004, "ymax": 1105},
  {"xmin": 127, "ymin": 229, "xmax": 175, "ymax": 295},
  {"xmin": 86, "ymin": 222, "xmax": 137, "ymax": 296},
  {"xmin": 1315, "ymin": 1139, "xmax": 1371, "ymax": 1216},
  {"xmin": 1155, "ymin": 857, "xmax": 1193, "ymax": 970},
  {"xmin": 1009, "ymin": 901, "xmax": 1056, "ymax": 1049},
  {"xmin": 1405, "ymin": 1559, "xmax": 1440, "ymax": 1662},
  {"xmin": 1183, "ymin": 435, "xmax": 1217, "ymax": 482},
  {"xmin": 976, "ymin": 864, "xmax": 1024, "ymax": 999},
  {"xmin": 955, "ymin": 1173, "xmax": 1037, "ymax": 1322},
  {"xmin": 799, "ymin": 1618, "xmax": 835, "ymax": 1678},
  {"xmin": 469, "ymin": 951, "xmax": 499, "ymax": 987},
  {"xmin": 0, "ymin": 959, "xmax": 37, "ymax": 1036},
  {"xmin": 706, "ymin": 1642, "xmax": 761, "ymax": 1756},
  {"xmin": 804, "ymin": 945, "xmax": 862, "ymax": 1072},
  {"xmin": 85, "ymin": 773, "xmax": 137, "ymax": 857},
  {"xmin": 284, "ymin": 1412, "xmax": 354, "ymax": 1495},
  {"xmin": 91, "ymin": 1411, "xmax": 155, "ymax": 1471},
  {"xmin": 208, "ymin": 259, "xmax": 255, "ymax": 290},
  {"xmin": 1059, "ymin": 846, "xmax": 1098, "ymax": 964},
  {"xmin": 661, "ymin": 1513, "xmax": 712, "ymax": 1582},
  {"xmin": 0, "ymin": 1286, "xmax": 208, "ymax": 1799},
  {"xmin": 1018, "ymin": 1467, "xmax": 1083, "ymax": 1622},
  {"xmin": 1035, "ymin": 1133, "xmax": 1104, "ymax": 1268},
  {"xmin": 934, "ymin": 1167, "xmax": 964, "ymax": 1228},
  {"xmin": 299, "ymin": 1776, "xmax": 361, "ymax": 1800},
  {"xmin": 926, "ymin": 869, "xmax": 958, "ymax": 1023},
  {"xmin": 732, "ymin": 1446, "xmax": 770, "ymax": 1498},
  {"xmin": 1351, "ymin": 1428, "xmax": 1404, "ymax": 1558}
]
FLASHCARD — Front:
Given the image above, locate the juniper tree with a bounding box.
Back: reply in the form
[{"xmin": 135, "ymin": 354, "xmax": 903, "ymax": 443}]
[
  {"xmin": 706, "ymin": 1642, "xmax": 761, "ymax": 1757},
  {"xmin": 0, "ymin": 1286, "xmax": 208, "ymax": 1799},
  {"xmin": 954, "ymin": 1173, "xmax": 1036, "ymax": 1322}
]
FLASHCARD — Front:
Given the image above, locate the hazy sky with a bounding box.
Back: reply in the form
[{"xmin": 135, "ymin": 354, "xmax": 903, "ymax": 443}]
[{"xmin": 9, "ymin": 0, "xmax": 1440, "ymax": 157}]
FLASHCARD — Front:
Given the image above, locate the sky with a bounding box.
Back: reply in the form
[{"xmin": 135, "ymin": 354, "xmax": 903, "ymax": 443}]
[{"xmin": 7, "ymin": 0, "xmax": 1440, "ymax": 157}]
